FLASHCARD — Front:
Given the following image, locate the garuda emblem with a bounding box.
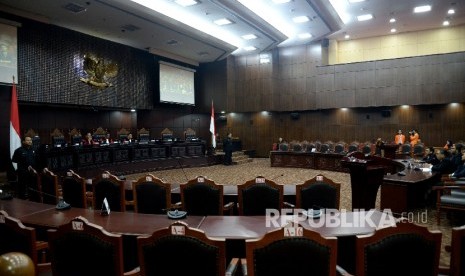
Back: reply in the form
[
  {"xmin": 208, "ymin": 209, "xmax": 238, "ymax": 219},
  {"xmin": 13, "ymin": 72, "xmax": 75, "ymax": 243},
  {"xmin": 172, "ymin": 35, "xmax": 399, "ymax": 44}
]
[{"xmin": 80, "ymin": 54, "xmax": 118, "ymax": 89}]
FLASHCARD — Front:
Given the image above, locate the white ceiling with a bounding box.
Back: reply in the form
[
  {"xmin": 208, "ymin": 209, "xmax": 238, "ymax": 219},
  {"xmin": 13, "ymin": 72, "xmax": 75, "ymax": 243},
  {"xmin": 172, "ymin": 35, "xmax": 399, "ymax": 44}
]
[{"xmin": 0, "ymin": 0, "xmax": 464, "ymax": 65}]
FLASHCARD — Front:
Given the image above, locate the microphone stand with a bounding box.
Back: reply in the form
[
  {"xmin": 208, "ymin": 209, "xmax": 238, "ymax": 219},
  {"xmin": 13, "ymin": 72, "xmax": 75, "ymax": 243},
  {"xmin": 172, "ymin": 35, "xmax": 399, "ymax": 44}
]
[{"xmin": 28, "ymin": 187, "xmax": 71, "ymax": 210}]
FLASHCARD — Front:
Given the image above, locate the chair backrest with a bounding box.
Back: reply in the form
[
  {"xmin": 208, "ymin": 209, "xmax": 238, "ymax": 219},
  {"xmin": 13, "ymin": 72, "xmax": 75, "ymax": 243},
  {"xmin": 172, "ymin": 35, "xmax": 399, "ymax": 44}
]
[
  {"xmin": 48, "ymin": 216, "xmax": 124, "ymax": 276},
  {"xmin": 180, "ymin": 176, "xmax": 224, "ymax": 216},
  {"xmin": 401, "ymin": 143, "xmax": 412, "ymax": 154},
  {"xmin": 138, "ymin": 128, "xmax": 150, "ymax": 143},
  {"xmin": 92, "ymin": 127, "xmax": 107, "ymax": 142},
  {"xmin": 296, "ymin": 175, "xmax": 341, "ymax": 210},
  {"xmin": 50, "ymin": 128, "xmax": 65, "ymax": 147},
  {"xmin": 40, "ymin": 168, "xmax": 59, "ymax": 205},
  {"xmin": 237, "ymin": 176, "xmax": 283, "ymax": 216},
  {"xmin": 137, "ymin": 221, "xmax": 226, "ymax": 276},
  {"xmin": 451, "ymin": 225, "xmax": 465, "ymax": 276},
  {"xmin": 355, "ymin": 222, "xmax": 441, "ymax": 276},
  {"xmin": 348, "ymin": 142, "xmax": 359, "ymax": 153},
  {"xmin": 320, "ymin": 143, "xmax": 330, "ymax": 153},
  {"xmin": 117, "ymin": 128, "xmax": 129, "ymax": 142},
  {"xmin": 292, "ymin": 142, "xmax": 302, "ymax": 152},
  {"xmin": 69, "ymin": 128, "xmax": 82, "ymax": 145},
  {"xmin": 278, "ymin": 142, "xmax": 289, "ymax": 151},
  {"xmin": 61, "ymin": 170, "xmax": 87, "ymax": 209},
  {"xmin": 0, "ymin": 211, "xmax": 39, "ymax": 267},
  {"xmin": 334, "ymin": 142, "xmax": 346, "ymax": 154},
  {"xmin": 161, "ymin": 128, "xmax": 173, "ymax": 141},
  {"xmin": 133, "ymin": 174, "xmax": 171, "ymax": 214},
  {"xmin": 92, "ymin": 172, "xmax": 126, "ymax": 212},
  {"xmin": 246, "ymin": 223, "xmax": 337, "ymax": 276},
  {"xmin": 413, "ymin": 143, "xmax": 425, "ymax": 156},
  {"xmin": 361, "ymin": 143, "xmax": 373, "ymax": 155}
]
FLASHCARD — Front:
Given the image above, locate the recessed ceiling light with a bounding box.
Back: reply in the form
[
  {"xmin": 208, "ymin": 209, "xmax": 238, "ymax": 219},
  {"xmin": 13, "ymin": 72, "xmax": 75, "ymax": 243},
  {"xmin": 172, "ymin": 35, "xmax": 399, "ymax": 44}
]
[
  {"xmin": 272, "ymin": 0, "xmax": 291, "ymax": 3},
  {"xmin": 244, "ymin": 46, "xmax": 257, "ymax": 51},
  {"xmin": 448, "ymin": 9, "xmax": 455, "ymax": 14},
  {"xmin": 357, "ymin": 14, "xmax": 373, "ymax": 21},
  {"xmin": 391, "ymin": 28, "xmax": 397, "ymax": 33},
  {"xmin": 292, "ymin": 16, "xmax": 310, "ymax": 23},
  {"xmin": 389, "ymin": 18, "xmax": 396, "ymax": 23},
  {"xmin": 443, "ymin": 20, "xmax": 450, "ymax": 26},
  {"xmin": 174, "ymin": 0, "xmax": 198, "ymax": 7},
  {"xmin": 241, "ymin": 34, "xmax": 257, "ymax": 40},
  {"xmin": 213, "ymin": 18, "xmax": 233, "ymax": 26},
  {"xmin": 344, "ymin": 34, "xmax": 350, "ymax": 39},
  {"xmin": 260, "ymin": 57, "xmax": 271, "ymax": 64},
  {"xmin": 413, "ymin": 5, "xmax": 431, "ymax": 13},
  {"xmin": 348, "ymin": 0, "xmax": 365, "ymax": 2},
  {"xmin": 298, "ymin": 33, "xmax": 312, "ymax": 39}
]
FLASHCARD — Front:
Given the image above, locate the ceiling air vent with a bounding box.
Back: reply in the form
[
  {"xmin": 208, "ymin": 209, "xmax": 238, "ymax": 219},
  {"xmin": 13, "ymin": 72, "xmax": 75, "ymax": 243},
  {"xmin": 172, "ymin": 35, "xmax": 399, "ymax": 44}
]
[
  {"xmin": 64, "ymin": 3, "xmax": 87, "ymax": 13},
  {"xmin": 120, "ymin": 24, "xmax": 140, "ymax": 32}
]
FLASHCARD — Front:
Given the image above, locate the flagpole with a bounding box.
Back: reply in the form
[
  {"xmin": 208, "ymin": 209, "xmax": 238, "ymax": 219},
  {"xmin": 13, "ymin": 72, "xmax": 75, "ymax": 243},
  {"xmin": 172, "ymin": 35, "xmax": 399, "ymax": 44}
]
[{"xmin": 10, "ymin": 76, "xmax": 21, "ymax": 170}]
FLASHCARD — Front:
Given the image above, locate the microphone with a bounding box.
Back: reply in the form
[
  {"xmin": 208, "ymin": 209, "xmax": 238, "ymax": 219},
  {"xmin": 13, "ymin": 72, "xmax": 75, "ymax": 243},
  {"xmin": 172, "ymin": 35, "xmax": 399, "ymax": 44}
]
[
  {"xmin": 27, "ymin": 187, "xmax": 71, "ymax": 210},
  {"xmin": 175, "ymin": 158, "xmax": 189, "ymax": 183}
]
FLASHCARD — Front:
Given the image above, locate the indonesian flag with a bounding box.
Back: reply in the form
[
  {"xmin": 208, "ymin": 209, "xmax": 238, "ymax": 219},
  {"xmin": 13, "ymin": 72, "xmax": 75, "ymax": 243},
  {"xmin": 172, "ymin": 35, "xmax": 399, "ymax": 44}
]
[
  {"xmin": 209, "ymin": 100, "xmax": 216, "ymax": 148},
  {"xmin": 10, "ymin": 80, "xmax": 21, "ymax": 170}
]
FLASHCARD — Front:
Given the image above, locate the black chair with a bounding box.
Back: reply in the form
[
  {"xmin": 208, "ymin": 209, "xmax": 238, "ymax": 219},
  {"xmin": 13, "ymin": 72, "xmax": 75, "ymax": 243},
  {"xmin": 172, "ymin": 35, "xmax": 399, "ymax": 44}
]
[
  {"xmin": 40, "ymin": 168, "xmax": 60, "ymax": 205},
  {"xmin": 278, "ymin": 142, "xmax": 289, "ymax": 151},
  {"xmin": 180, "ymin": 176, "xmax": 234, "ymax": 216},
  {"xmin": 361, "ymin": 143, "xmax": 372, "ymax": 155},
  {"xmin": 334, "ymin": 142, "xmax": 346, "ymax": 154},
  {"xmin": 92, "ymin": 172, "xmax": 127, "ymax": 212},
  {"xmin": 237, "ymin": 176, "xmax": 283, "ymax": 216},
  {"xmin": 450, "ymin": 225, "xmax": 465, "ymax": 276},
  {"xmin": 320, "ymin": 143, "xmax": 330, "ymax": 153},
  {"xmin": 295, "ymin": 175, "xmax": 341, "ymax": 210},
  {"xmin": 433, "ymin": 182, "xmax": 465, "ymax": 225},
  {"xmin": 400, "ymin": 143, "xmax": 412, "ymax": 157},
  {"xmin": 355, "ymin": 221, "xmax": 441, "ymax": 276},
  {"xmin": 133, "ymin": 174, "xmax": 171, "ymax": 214},
  {"xmin": 47, "ymin": 216, "xmax": 139, "ymax": 276},
  {"xmin": 137, "ymin": 221, "xmax": 238, "ymax": 276},
  {"xmin": 243, "ymin": 223, "xmax": 338, "ymax": 276},
  {"xmin": 61, "ymin": 170, "xmax": 88, "ymax": 209},
  {"xmin": 0, "ymin": 210, "xmax": 50, "ymax": 274},
  {"xmin": 413, "ymin": 143, "xmax": 425, "ymax": 158},
  {"xmin": 348, "ymin": 143, "xmax": 359, "ymax": 153}
]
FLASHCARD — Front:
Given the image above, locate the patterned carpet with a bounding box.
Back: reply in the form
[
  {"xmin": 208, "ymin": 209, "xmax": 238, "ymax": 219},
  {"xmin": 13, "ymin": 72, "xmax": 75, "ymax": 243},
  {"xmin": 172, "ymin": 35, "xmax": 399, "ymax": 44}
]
[{"xmin": 126, "ymin": 158, "xmax": 465, "ymax": 268}]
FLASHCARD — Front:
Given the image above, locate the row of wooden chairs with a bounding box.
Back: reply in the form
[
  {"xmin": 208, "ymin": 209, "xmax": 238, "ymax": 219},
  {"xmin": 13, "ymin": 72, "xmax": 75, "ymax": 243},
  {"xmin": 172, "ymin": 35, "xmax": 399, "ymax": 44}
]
[
  {"xmin": 2, "ymin": 209, "xmax": 464, "ymax": 276},
  {"xmin": 277, "ymin": 140, "xmax": 376, "ymax": 155},
  {"xmin": 28, "ymin": 168, "xmax": 342, "ymax": 217}
]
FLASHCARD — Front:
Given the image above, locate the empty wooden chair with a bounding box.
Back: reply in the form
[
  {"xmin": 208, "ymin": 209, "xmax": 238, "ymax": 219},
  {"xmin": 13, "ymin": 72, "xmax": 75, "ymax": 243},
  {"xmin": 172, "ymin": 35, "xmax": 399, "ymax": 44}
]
[
  {"xmin": 296, "ymin": 175, "xmax": 341, "ymax": 210},
  {"xmin": 61, "ymin": 170, "xmax": 88, "ymax": 209},
  {"xmin": 133, "ymin": 174, "xmax": 171, "ymax": 214},
  {"xmin": 237, "ymin": 176, "xmax": 283, "ymax": 216}
]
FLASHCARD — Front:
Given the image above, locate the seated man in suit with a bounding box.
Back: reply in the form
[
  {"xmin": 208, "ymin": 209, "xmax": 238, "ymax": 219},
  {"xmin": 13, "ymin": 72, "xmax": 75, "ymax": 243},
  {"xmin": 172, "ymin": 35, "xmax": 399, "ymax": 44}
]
[
  {"xmin": 423, "ymin": 147, "xmax": 439, "ymax": 165},
  {"xmin": 432, "ymin": 149, "xmax": 454, "ymax": 175},
  {"xmin": 450, "ymin": 152, "xmax": 465, "ymax": 178}
]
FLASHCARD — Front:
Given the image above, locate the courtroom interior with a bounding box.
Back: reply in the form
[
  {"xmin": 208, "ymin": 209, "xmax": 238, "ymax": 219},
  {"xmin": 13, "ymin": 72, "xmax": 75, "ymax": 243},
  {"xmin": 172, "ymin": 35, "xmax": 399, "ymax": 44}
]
[{"xmin": 1, "ymin": 0, "xmax": 465, "ymax": 275}]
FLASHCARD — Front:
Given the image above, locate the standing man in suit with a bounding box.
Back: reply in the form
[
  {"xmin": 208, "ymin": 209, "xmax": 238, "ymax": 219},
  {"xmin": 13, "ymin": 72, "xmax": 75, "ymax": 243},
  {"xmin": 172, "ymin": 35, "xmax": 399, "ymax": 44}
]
[
  {"xmin": 11, "ymin": 136, "xmax": 38, "ymax": 199},
  {"xmin": 223, "ymin": 132, "xmax": 233, "ymax": 165}
]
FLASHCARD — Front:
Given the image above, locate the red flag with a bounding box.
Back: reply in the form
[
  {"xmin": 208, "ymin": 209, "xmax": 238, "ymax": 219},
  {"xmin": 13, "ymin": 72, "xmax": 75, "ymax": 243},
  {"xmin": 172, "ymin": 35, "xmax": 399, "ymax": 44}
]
[
  {"xmin": 209, "ymin": 100, "xmax": 216, "ymax": 148},
  {"xmin": 10, "ymin": 80, "xmax": 21, "ymax": 169}
]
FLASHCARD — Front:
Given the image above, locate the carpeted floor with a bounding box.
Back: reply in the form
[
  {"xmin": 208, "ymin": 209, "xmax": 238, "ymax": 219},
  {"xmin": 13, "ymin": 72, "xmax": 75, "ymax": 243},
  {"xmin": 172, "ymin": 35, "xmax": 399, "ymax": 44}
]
[{"xmin": 126, "ymin": 158, "xmax": 465, "ymax": 268}]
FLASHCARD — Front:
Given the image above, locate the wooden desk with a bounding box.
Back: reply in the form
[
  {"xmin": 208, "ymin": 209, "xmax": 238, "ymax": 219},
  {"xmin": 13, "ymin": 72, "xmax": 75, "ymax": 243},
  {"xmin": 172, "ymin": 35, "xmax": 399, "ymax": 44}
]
[
  {"xmin": 269, "ymin": 151, "xmax": 348, "ymax": 172},
  {"xmin": 0, "ymin": 199, "xmax": 55, "ymax": 218}
]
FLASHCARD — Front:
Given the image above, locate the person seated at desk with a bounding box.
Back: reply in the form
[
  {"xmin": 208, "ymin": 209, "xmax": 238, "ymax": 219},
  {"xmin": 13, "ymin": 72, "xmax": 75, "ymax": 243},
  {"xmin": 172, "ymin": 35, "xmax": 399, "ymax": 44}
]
[
  {"xmin": 121, "ymin": 133, "xmax": 135, "ymax": 144},
  {"xmin": 444, "ymin": 139, "xmax": 453, "ymax": 150},
  {"xmin": 423, "ymin": 147, "xmax": 439, "ymax": 165},
  {"xmin": 82, "ymin": 133, "xmax": 98, "ymax": 146},
  {"xmin": 449, "ymin": 144, "xmax": 463, "ymax": 171},
  {"xmin": 100, "ymin": 133, "xmax": 113, "ymax": 145},
  {"xmin": 431, "ymin": 149, "xmax": 454, "ymax": 175},
  {"xmin": 375, "ymin": 138, "xmax": 384, "ymax": 156},
  {"xmin": 450, "ymin": 152, "xmax": 465, "ymax": 178}
]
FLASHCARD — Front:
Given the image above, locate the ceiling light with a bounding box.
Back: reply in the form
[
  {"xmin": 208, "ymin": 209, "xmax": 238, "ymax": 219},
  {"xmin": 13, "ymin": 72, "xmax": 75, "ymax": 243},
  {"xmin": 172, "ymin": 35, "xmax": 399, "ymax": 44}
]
[
  {"xmin": 260, "ymin": 57, "xmax": 271, "ymax": 64},
  {"xmin": 298, "ymin": 33, "xmax": 312, "ymax": 39},
  {"xmin": 413, "ymin": 5, "xmax": 431, "ymax": 13},
  {"xmin": 244, "ymin": 46, "xmax": 257, "ymax": 51},
  {"xmin": 443, "ymin": 20, "xmax": 450, "ymax": 26},
  {"xmin": 389, "ymin": 18, "xmax": 396, "ymax": 23},
  {"xmin": 272, "ymin": 0, "xmax": 291, "ymax": 3},
  {"xmin": 448, "ymin": 9, "xmax": 455, "ymax": 14},
  {"xmin": 130, "ymin": 0, "xmax": 242, "ymax": 47},
  {"xmin": 130, "ymin": 108, "xmax": 136, "ymax": 112},
  {"xmin": 391, "ymin": 28, "xmax": 397, "ymax": 33},
  {"xmin": 174, "ymin": 0, "xmax": 198, "ymax": 7},
  {"xmin": 292, "ymin": 16, "xmax": 310, "ymax": 23},
  {"xmin": 241, "ymin": 34, "xmax": 257, "ymax": 40},
  {"xmin": 348, "ymin": 0, "xmax": 365, "ymax": 2},
  {"xmin": 214, "ymin": 18, "xmax": 233, "ymax": 26},
  {"xmin": 357, "ymin": 14, "xmax": 373, "ymax": 21},
  {"xmin": 344, "ymin": 34, "xmax": 350, "ymax": 39}
]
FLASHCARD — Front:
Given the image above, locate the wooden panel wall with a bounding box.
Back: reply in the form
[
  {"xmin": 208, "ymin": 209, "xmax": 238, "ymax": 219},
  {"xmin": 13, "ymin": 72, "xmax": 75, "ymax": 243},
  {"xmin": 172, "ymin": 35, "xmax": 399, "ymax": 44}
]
[{"xmin": 217, "ymin": 104, "xmax": 465, "ymax": 157}]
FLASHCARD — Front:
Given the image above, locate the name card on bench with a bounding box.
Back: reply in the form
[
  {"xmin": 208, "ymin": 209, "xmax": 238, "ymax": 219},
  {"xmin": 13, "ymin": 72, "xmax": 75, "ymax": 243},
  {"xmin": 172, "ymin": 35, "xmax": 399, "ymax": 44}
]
[
  {"xmin": 316, "ymin": 175, "xmax": 323, "ymax": 181},
  {"xmin": 102, "ymin": 173, "xmax": 110, "ymax": 179},
  {"xmin": 72, "ymin": 221, "xmax": 84, "ymax": 231},
  {"xmin": 146, "ymin": 176, "xmax": 153, "ymax": 181},
  {"xmin": 198, "ymin": 177, "xmax": 205, "ymax": 183},
  {"xmin": 256, "ymin": 177, "xmax": 265, "ymax": 183},
  {"xmin": 284, "ymin": 227, "xmax": 303, "ymax": 237},
  {"xmin": 171, "ymin": 225, "xmax": 186, "ymax": 235}
]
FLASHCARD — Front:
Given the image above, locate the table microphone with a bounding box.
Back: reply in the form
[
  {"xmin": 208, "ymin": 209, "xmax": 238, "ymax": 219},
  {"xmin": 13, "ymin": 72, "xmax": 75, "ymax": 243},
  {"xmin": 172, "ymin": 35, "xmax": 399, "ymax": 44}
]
[{"xmin": 27, "ymin": 187, "xmax": 71, "ymax": 210}]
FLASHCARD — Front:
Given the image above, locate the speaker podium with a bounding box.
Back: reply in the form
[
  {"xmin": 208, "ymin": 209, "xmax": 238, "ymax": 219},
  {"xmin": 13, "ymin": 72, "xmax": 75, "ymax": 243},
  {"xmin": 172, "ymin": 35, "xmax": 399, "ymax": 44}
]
[{"xmin": 341, "ymin": 152, "xmax": 387, "ymax": 210}]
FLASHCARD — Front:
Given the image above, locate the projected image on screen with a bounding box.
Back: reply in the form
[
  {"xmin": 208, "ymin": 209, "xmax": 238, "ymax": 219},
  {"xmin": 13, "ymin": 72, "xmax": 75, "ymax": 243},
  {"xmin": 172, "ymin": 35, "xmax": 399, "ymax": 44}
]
[
  {"xmin": 0, "ymin": 23, "xmax": 18, "ymax": 84},
  {"xmin": 159, "ymin": 61, "xmax": 195, "ymax": 105}
]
